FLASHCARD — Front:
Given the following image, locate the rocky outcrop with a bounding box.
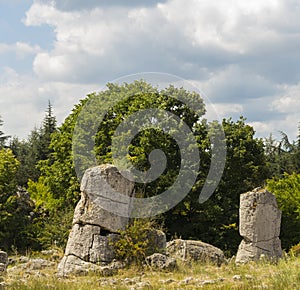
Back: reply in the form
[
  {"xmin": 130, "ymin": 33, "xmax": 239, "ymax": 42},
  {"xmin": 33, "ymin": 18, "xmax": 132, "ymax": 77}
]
[
  {"xmin": 58, "ymin": 164, "xmax": 135, "ymax": 276},
  {"xmin": 0, "ymin": 251, "xmax": 8, "ymax": 275},
  {"xmin": 166, "ymin": 239, "xmax": 225, "ymax": 266},
  {"xmin": 235, "ymin": 188, "xmax": 282, "ymax": 264}
]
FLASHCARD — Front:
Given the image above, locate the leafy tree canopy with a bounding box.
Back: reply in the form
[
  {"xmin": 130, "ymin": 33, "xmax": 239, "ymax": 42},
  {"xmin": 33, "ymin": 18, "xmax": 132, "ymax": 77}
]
[{"xmin": 267, "ymin": 172, "xmax": 300, "ymax": 250}]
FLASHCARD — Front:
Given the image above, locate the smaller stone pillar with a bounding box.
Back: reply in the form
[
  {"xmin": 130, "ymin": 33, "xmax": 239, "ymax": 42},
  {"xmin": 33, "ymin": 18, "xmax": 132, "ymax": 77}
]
[
  {"xmin": 235, "ymin": 188, "xmax": 282, "ymax": 264},
  {"xmin": 0, "ymin": 251, "xmax": 8, "ymax": 274}
]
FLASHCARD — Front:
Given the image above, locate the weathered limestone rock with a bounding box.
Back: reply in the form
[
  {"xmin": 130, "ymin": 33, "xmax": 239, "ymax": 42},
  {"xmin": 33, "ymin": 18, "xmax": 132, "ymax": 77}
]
[
  {"xmin": 58, "ymin": 255, "xmax": 116, "ymax": 276},
  {"xmin": 146, "ymin": 229, "xmax": 167, "ymax": 253},
  {"xmin": 0, "ymin": 251, "xmax": 8, "ymax": 274},
  {"xmin": 235, "ymin": 188, "xmax": 282, "ymax": 263},
  {"xmin": 145, "ymin": 253, "xmax": 177, "ymax": 271},
  {"xmin": 166, "ymin": 239, "xmax": 225, "ymax": 266},
  {"xmin": 7, "ymin": 258, "xmax": 54, "ymax": 274},
  {"xmin": 64, "ymin": 223, "xmax": 120, "ymax": 263},
  {"xmin": 58, "ymin": 164, "xmax": 135, "ymax": 276},
  {"xmin": 73, "ymin": 164, "xmax": 135, "ymax": 232}
]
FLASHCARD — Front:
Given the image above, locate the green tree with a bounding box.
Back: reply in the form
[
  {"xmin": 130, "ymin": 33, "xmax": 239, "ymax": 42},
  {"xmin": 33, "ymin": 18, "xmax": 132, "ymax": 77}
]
[
  {"xmin": 164, "ymin": 117, "xmax": 268, "ymax": 256},
  {"xmin": 28, "ymin": 81, "xmax": 205, "ymax": 248},
  {"xmin": 0, "ymin": 149, "xmax": 35, "ymax": 251},
  {"xmin": 10, "ymin": 102, "xmax": 57, "ymax": 187},
  {"xmin": 264, "ymin": 126, "xmax": 300, "ymax": 178},
  {"xmin": 267, "ymin": 173, "xmax": 300, "ymax": 250},
  {"xmin": 38, "ymin": 101, "xmax": 57, "ymax": 161},
  {"xmin": 27, "ymin": 102, "xmax": 82, "ymax": 248}
]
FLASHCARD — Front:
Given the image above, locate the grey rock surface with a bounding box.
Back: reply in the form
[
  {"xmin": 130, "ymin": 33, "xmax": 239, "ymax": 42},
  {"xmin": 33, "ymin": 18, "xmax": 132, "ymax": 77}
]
[
  {"xmin": 145, "ymin": 253, "xmax": 177, "ymax": 271},
  {"xmin": 146, "ymin": 229, "xmax": 167, "ymax": 253},
  {"xmin": 167, "ymin": 239, "xmax": 225, "ymax": 266},
  {"xmin": 74, "ymin": 164, "xmax": 135, "ymax": 232},
  {"xmin": 236, "ymin": 188, "xmax": 283, "ymax": 263},
  {"xmin": 58, "ymin": 255, "xmax": 116, "ymax": 276}
]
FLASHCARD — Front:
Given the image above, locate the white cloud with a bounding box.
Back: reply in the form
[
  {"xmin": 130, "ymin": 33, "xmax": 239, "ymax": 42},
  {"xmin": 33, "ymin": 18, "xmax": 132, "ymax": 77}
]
[
  {"xmin": 271, "ymin": 84, "xmax": 300, "ymax": 113},
  {"xmin": 195, "ymin": 66, "xmax": 277, "ymax": 103},
  {"xmin": 207, "ymin": 103, "xmax": 243, "ymax": 117},
  {"xmin": 157, "ymin": 0, "xmax": 282, "ymax": 53},
  {"xmin": 249, "ymin": 113, "xmax": 299, "ymax": 140},
  {"xmin": 0, "ymin": 68, "xmax": 99, "ymax": 139},
  {"xmin": 0, "ymin": 42, "xmax": 41, "ymax": 59},
  {"xmin": 0, "ymin": 43, "xmax": 10, "ymax": 53},
  {"xmin": 2, "ymin": 0, "xmax": 299, "ymax": 141},
  {"xmin": 24, "ymin": 0, "xmax": 300, "ymax": 84}
]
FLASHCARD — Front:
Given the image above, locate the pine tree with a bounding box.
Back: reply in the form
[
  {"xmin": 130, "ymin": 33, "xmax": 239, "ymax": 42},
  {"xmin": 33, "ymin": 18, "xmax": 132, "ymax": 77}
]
[
  {"xmin": 39, "ymin": 101, "xmax": 57, "ymax": 160},
  {"xmin": 9, "ymin": 102, "xmax": 57, "ymax": 186}
]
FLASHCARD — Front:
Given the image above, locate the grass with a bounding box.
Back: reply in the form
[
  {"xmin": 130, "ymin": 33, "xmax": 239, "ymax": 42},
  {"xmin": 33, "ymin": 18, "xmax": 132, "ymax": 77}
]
[{"xmin": 3, "ymin": 252, "xmax": 300, "ymax": 289}]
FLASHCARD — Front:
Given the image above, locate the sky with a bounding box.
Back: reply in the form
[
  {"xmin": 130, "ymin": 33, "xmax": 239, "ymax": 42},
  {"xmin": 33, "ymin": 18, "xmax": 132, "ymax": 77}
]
[{"xmin": 0, "ymin": 0, "xmax": 299, "ymax": 141}]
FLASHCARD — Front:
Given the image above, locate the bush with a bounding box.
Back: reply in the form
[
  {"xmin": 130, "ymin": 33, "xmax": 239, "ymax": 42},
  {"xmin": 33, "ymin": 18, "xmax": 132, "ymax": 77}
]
[
  {"xmin": 112, "ymin": 219, "xmax": 163, "ymax": 266},
  {"xmin": 290, "ymin": 243, "xmax": 300, "ymax": 257}
]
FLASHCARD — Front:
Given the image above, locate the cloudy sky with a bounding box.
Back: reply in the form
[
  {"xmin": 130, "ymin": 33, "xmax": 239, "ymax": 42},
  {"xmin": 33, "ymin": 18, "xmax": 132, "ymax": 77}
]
[{"xmin": 0, "ymin": 0, "xmax": 299, "ymax": 140}]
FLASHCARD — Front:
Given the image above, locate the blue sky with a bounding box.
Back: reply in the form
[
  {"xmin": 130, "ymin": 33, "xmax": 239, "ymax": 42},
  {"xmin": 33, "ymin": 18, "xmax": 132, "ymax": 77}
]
[{"xmin": 0, "ymin": 0, "xmax": 299, "ymax": 140}]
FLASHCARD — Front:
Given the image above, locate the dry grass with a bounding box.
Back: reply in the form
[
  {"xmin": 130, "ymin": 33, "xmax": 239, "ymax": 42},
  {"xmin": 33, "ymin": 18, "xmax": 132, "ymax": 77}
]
[{"xmin": 3, "ymin": 252, "xmax": 300, "ymax": 289}]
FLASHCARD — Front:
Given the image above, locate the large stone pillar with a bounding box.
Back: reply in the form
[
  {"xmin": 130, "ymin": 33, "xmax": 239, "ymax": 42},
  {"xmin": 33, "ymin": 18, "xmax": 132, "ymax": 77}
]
[
  {"xmin": 58, "ymin": 164, "xmax": 135, "ymax": 276},
  {"xmin": 235, "ymin": 188, "xmax": 282, "ymax": 264}
]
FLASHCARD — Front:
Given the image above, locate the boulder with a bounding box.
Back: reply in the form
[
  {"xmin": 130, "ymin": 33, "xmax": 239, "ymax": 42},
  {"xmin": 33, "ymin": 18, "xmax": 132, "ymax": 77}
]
[
  {"xmin": 236, "ymin": 188, "xmax": 282, "ymax": 263},
  {"xmin": 7, "ymin": 258, "xmax": 55, "ymax": 276},
  {"xmin": 145, "ymin": 253, "xmax": 177, "ymax": 271},
  {"xmin": 58, "ymin": 255, "xmax": 116, "ymax": 276},
  {"xmin": 146, "ymin": 229, "xmax": 167, "ymax": 253},
  {"xmin": 166, "ymin": 239, "xmax": 225, "ymax": 266}
]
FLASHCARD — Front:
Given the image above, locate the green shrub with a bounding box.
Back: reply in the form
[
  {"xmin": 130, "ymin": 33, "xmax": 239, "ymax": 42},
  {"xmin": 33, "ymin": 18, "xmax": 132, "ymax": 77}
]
[
  {"xmin": 112, "ymin": 219, "xmax": 163, "ymax": 266},
  {"xmin": 290, "ymin": 242, "xmax": 300, "ymax": 257}
]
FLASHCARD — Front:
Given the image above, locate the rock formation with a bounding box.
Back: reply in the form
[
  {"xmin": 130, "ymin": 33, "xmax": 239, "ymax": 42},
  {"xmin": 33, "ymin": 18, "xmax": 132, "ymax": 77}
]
[
  {"xmin": 145, "ymin": 253, "xmax": 177, "ymax": 271},
  {"xmin": 58, "ymin": 164, "xmax": 135, "ymax": 276},
  {"xmin": 235, "ymin": 188, "xmax": 282, "ymax": 263},
  {"xmin": 166, "ymin": 239, "xmax": 225, "ymax": 266}
]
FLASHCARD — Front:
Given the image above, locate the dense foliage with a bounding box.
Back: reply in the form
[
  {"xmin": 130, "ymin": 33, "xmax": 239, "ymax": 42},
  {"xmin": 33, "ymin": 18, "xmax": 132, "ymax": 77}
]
[
  {"xmin": 0, "ymin": 149, "xmax": 34, "ymax": 250},
  {"xmin": 267, "ymin": 173, "xmax": 300, "ymax": 250}
]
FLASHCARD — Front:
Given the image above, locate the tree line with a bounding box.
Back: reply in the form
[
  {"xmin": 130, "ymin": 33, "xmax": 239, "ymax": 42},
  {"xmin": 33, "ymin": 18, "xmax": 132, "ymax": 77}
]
[{"xmin": 0, "ymin": 81, "xmax": 299, "ymax": 256}]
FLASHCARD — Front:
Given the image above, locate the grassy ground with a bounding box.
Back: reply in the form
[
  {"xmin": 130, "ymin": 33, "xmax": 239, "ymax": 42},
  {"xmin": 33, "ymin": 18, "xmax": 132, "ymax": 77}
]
[{"xmin": 2, "ymin": 252, "xmax": 300, "ymax": 289}]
